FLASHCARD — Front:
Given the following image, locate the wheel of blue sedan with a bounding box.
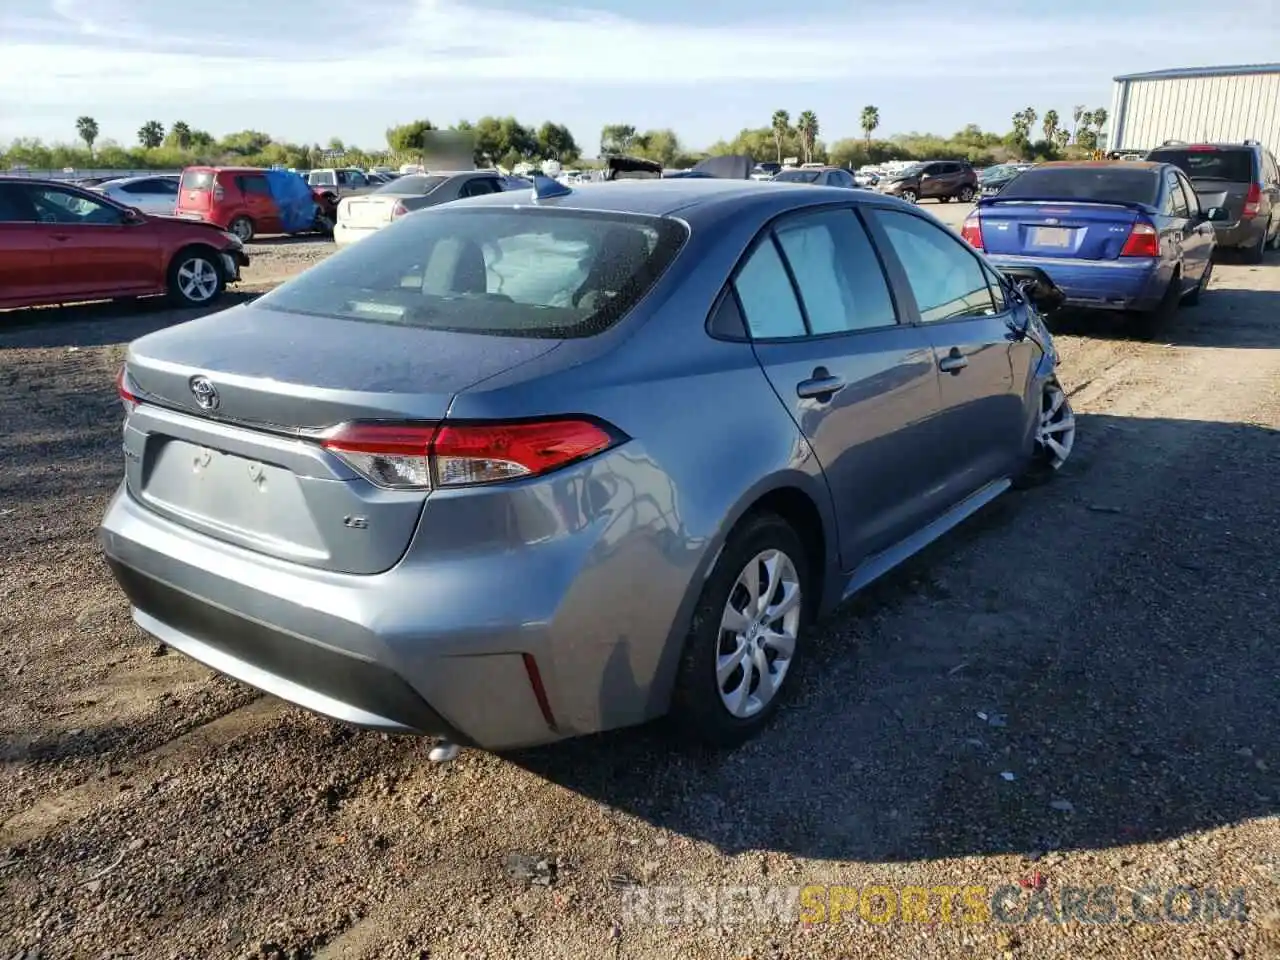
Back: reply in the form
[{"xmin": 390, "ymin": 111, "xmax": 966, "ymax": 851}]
[
  {"xmin": 671, "ymin": 512, "xmax": 811, "ymax": 746},
  {"xmin": 716, "ymin": 548, "xmax": 801, "ymax": 719}
]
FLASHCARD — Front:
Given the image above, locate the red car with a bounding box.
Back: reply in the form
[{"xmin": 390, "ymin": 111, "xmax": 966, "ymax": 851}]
[
  {"xmin": 175, "ymin": 166, "xmax": 334, "ymax": 241},
  {"xmin": 0, "ymin": 177, "xmax": 247, "ymax": 310}
]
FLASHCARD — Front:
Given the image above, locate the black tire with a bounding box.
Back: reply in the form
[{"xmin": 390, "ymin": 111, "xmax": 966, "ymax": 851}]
[
  {"xmin": 1183, "ymin": 261, "xmax": 1212, "ymax": 306},
  {"xmin": 228, "ymin": 216, "xmax": 255, "ymax": 243},
  {"xmin": 957, "ymin": 185, "xmax": 976, "ymax": 202},
  {"xmin": 1130, "ymin": 272, "xmax": 1179, "ymax": 340},
  {"xmin": 1242, "ymin": 220, "xmax": 1268, "ymax": 264},
  {"xmin": 940, "ymin": 195, "xmax": 953, "ymax": 203},
  {"xmin": 167, "ymin": 246, "xmax": 225, "ymax": 308},
  {"xmin": 1014, "ymin": 377, "xmax": 1075, "ymax": 489},
  {"xmin": 668, "ymin": 512, "xmax": 812, "ymax": 748}
]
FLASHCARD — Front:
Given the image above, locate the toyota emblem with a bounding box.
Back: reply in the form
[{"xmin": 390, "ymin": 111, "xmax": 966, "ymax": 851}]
[{"xmin": 189, "ymin": 375, "xmax": 219, "ymax": 411}]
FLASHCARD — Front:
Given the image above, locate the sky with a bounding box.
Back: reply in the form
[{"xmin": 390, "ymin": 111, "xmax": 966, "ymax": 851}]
[{"xmin": 1, "ymin": 0, "xmax": 1278, "ymax": 155}]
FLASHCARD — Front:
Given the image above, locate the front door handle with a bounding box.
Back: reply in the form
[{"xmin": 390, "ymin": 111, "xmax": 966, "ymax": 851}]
[
  {"xmin": 938, "ymin": 349, "xmax": 968, "ymax": 375},
  {"xmin": 796, "ymin": 367, "xmax": 846, "ymax": 401}
]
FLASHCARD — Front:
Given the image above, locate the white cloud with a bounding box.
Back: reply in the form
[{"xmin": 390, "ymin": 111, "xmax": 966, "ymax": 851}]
[{"xmin": 2, "ymin": 0, "xmax": 1277, "ymax": 109}]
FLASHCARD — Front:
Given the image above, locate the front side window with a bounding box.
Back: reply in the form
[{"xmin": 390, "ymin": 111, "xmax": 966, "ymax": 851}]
[
  {"xmin": 24, "ymin": 186, "xmax": 124, "ymax": 225},
  {"xmin": 255, "ymin": 208, "xmax": 686, "ymax": 339},
  {"xmin": 874, "ymin": 209, "xmax": 996, "ymax": 323}
]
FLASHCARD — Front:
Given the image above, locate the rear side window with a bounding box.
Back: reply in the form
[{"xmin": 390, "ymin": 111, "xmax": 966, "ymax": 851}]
[
  {"xmin": 254, "ymin": 208, "xmax": 687, "ymax": 338},
  {"xmin": 180, "ymin": 170, "xmax": 213, "ymax": 191},
  {"xmin": 998, "ymin": 167, "xmax": 1160, "ymax": 206},
  {"xmin": 1147, "ymin": 149, "xmax": 1256, "ymax": 183},
  {"xmin": 734, "ymin": 240, "xmax": 807, "ymax": 338},
  {"xmin": 773, "ymin": 210, "xmax": 897, "ymax": 334},
  {"xmin": 236, "ymin": 175, "xmax": 271, "ymax": 196}
]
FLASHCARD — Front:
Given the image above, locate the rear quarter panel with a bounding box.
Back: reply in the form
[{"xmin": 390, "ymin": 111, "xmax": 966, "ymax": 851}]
[{"xmin": 444, "ymin": 199, "xmax": 843, "ymax": 727}]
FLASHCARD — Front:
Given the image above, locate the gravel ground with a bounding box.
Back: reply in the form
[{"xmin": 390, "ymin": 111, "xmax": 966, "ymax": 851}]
[{"xmin": 1, "ymin": 217, "xmax": 1278, "ymax": 959}]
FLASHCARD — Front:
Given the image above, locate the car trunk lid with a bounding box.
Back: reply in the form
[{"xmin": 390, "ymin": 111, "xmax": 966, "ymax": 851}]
[
  {"xmin": 976, "ymin": 200, "xmax": 1141, "ymax": 260},
  {"xmin": 121, "ymin": 302, "xmax": 562, "ymax": 574},
  {"xmin": 339, "ymin": 195, "xmax": 405, "ymax": 229}
]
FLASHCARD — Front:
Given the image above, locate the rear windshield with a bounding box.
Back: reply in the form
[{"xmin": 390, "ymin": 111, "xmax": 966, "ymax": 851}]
[
  {"xmin": 996, "ymin": 167, "xmax": 1160, "ymax": 206},
  {"xmin": 253, "ymin": 208, "xmax": 688, "ymax": 338},
  {"xmin": 374, "ymin": 174, "xmax": 447, "ymax": 195},
  {"xmin": 773, "ymin": 169, "xmax": 821, "ymax": 183},
  {"xmin": 180, "ymin": 170, "xmax": 214, "ymax": 190},
  {"xmin": 1146, "ymin": 148, "xmax": 1255, "ymax": 183}
]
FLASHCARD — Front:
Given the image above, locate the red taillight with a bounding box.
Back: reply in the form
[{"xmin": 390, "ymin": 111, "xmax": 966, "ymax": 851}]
[
  {"xmin": 1120, "ymin": 220, "xmax": 1159, "ymax": 257},
  {"xmin": 320, "ymin": 418, "xmax": 618, "ymax": 490},
  {"xmin": 391, "ymin": 200, "xmax": 409, "ymax": 219},
  {"xmin": 117, "ymin": 366, "xmax": 140, "ymax": 413},
  {"xmin": 1187, "ymin": 145, "xmax": 1217, "ymax": 152},
  {"xmin": 1242, "ymin": 182, "xmax": 1261, "ymax": 219},
  {"xmin": 960, "ymin": 214, "xmax": 984, "ymax": 250}
]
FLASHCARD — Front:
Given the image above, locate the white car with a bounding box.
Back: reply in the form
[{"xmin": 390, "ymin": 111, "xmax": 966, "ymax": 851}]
[
  {"xmin": 333, "ymin": 170, "xmax": 510, "ymax": 247},
  {"xmin": 93, "ymin": 175, "xmax": 181, "ymax": 216}
]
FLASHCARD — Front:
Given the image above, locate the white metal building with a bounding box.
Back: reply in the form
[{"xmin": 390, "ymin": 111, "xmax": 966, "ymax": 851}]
[{"xmin": 1108, "ymin": 63, "xmax": 1280, "ymax": 152}]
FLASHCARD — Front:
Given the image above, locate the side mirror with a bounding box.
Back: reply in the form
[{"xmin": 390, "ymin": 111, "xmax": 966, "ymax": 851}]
[
  {"xmin": 999, "ymin": 265, "xmax": 1065, "ymax": 315},
  {"xmin": 1205, "ymin": 206, "xmax": 1228, "ymax": 222},
  {"xmin": 121, "ymin": 207, "xmax": 145, "ymax": 224}
]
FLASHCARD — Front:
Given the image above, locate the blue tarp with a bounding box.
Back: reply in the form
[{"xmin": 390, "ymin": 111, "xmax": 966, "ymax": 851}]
[{"xmin": 263, "ymin": 169, "xmax": 317, "ymax": 234}]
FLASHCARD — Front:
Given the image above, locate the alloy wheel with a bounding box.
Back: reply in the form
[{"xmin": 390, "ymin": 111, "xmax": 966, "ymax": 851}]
[
  {"xmin": 177, "ymin": 257, "xmax": 219, "ymax": 303},
  {"xmin": 1037, "ymin": 380, "xmax": 1076, "ymax": 469},
  {"xmin": 900, "ymin": 189, "xmax": 918, "ymax": 204},
  {"xmin": 716, "ymin": 549, "xmax": 801, "ymax": 719}
]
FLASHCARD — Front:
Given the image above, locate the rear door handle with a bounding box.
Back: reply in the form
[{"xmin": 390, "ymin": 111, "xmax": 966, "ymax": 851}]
[
  {"xmin": 51, "ymin": 234, "xmax": 72, "ymax": 242},
  {"xmin": 796, "ymin": 370, "xmax": 846, "ymax": 401},
  {"xmin": 938, "ymin": 349, "xmax": 968, "ymax": 374}
]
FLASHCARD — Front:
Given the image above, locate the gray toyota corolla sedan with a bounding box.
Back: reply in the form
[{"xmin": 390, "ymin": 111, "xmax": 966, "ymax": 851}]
[{"xmin": 100, "ymin": 176, "xmax": 1075, "ymax": 753}]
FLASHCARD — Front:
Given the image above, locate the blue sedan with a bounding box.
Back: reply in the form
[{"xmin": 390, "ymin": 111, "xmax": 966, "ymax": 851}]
[{"xmin": 961, "ymin": 161, "xmax": 1225, "ymax": 336}]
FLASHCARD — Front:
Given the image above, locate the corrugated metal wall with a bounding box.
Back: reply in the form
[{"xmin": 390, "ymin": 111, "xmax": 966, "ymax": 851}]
[{"xmin": 1109, "ymin": 72, "xmax": 1280, "ymax": 151}]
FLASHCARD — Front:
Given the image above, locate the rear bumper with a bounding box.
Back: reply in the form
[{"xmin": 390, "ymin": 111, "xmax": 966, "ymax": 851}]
[
  {"xmin": 986, "ymin": 254, "xmax": 1165, "ymax": 312},
  {"xmin": 1212, "ymin": 218, "xmax": 1266, "ymax": 250},
  {"xmin": 332, "ymin": 222, "xmax": 380, "ymax": 246}
]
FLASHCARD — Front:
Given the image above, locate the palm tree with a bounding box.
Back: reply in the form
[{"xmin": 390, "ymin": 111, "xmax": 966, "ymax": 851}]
[
  {"xmin": 1080, "ymin": 110, "xmax": 1096, "ymax": 135},
  {"xmin": 1092, "ymin": 108, "xmax": 1109, "ymax": 135},
  {"xmin": 138, "ymin": 120, "xmax": 164, "ymax": 149},
  {"xmin": 1054, "ymin": 129, "xmax": 1071, "ymax": 150},
  {"xmin": 860, "ymin": 105, "xmax": 880, "ymax": 146},
  {"xmin": 169, "ymin": 121, "xmax": 193, "ymax": 150},
  {"xmin": 796, "ymin": 111, "xmax": 818, "ymax": 164},
  {"xmin": 75, "ymin": 116, "xmax": 99, "ymax": 155},
  {"xmin": 770, "ymin": 110, "xmax": 791, "ymax": 163},
  {"xmin": 1042, "ymin": 109, "xmax": 1059, "ymax": 143},
  {"xmin": 1071, "ymin": 104, "xmax": 1085, "ymax": 143}
]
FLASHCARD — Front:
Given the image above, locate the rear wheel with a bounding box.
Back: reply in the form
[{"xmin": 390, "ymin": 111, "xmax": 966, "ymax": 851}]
[
  {"xmin": 957, "ymin": 185, "xmax": 976, "ymax": 202},
  {"xmin": 167, "ymin": 247, "xmax": 224, "ymax": 307},
  {"xmin": 1131, "ymin": 272, "xmax": 1179, "ymax": 340},
  {"xmin": 669, "ymin": 513, "xmax": 811, "ymax": 748},
  {"xmin": 1183, "ymin": 261, "xmax": 1212, "ymax": 305},
  {"xmin": 228, "ymin": 216, "xmax": 255, "ymax": 243}
]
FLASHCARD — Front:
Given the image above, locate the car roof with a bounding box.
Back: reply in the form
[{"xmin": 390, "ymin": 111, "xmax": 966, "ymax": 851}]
[
  {"xmin": 1032, "ymin": 160, "xmax": 1163, "ymax": 170},
  {"xmin": 104, "ymin": 174, "xmax": 178, "ymax": 185},
  {"xmin": 457, "ymin": 178, "xmax": 895, "ymax": 220},
  {"xmin": 1149, "ymin": 142, "xmax": 1259, "ymax": 151}
]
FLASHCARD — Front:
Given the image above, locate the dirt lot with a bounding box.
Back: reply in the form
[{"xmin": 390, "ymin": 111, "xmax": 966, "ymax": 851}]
[{"xmin": 2, "ymin": 216, "xmax": 1278, "ymax": 960}]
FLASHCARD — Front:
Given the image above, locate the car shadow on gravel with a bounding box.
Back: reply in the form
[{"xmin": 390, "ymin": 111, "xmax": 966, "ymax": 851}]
[
  {"xmin": 1050, "ymin": 284, "xmax": 1280, "ymax": 348},
  {"xmin": 0, "ymin": 292, "xmax": 261, "ymax": 351},
  {"xmin": 508, "ymin": 413, "xmax": 1280, "ymax": 865}
]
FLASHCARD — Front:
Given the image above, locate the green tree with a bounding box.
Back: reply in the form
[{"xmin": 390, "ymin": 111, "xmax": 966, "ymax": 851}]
[
  {"xmin": 188, "ymin": 129, "xmax": 215, "ymax": 149},
  {"xmin": 1054, "ymin": 129, "xmax": 1071, "ymax": 150},
  {"xmin": 536, "ymin": 121, "xmax": 579, "ymax": 162},
  {"xmin": 1071, "ymin": 104, "xmax": 1086, "ymax": 143},
  {"xmin": 219, "ymin": 130, "xmax": 272, "ymax": 156},
  {"xmin": 770, "ymin": 110, "xmax": 791, "ymax": 163},
  {"xmin": 1042, "ymin": 109, "xmax": 1059, "ymax": 143},
  {"xmin": 167, "ymin": 121, "xmax": 192, "ymax": 150},
  {"xmin": 795, "ymin": 110, "xmax": 819, "ymax": 164},
  {"xmin": 599, "ymin": 124, "xmax": 637, "ymax": 155},
  {"xmin": 75, "ymin": 116, "xmax": 99, "ymax": 155},
  {"xmin": 860, "ymin": 105, "xmax": 880, "ymax": 146},
  {"xmin": 137, "ymin": 120, "xmax": 164, "ymax": 149},
  {"xmin": 633, "ymin": 129, "xmax": 681, "ymax": 167},
  {"xmin": 1091, "ymin": 107, "xmax": 1108, "ymax": 134},
  {"xmin": 386, "ymin": 120, "xmax": 436, "ymax": 154}
]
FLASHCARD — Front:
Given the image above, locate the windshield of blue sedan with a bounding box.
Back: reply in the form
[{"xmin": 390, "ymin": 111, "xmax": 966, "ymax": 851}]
[
  {"xmin": 254, "ymin": 208, "xmax": 688, "ymax": 338},
  {"xmin": 995, "ymin": 167, "xmax": 1160, "ymax": 206}
]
